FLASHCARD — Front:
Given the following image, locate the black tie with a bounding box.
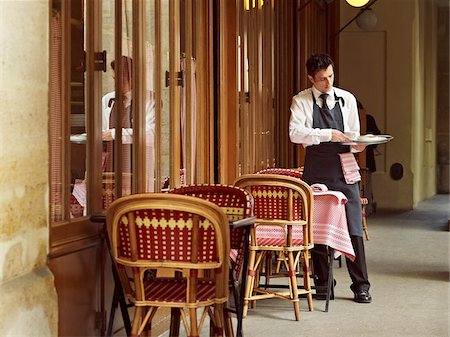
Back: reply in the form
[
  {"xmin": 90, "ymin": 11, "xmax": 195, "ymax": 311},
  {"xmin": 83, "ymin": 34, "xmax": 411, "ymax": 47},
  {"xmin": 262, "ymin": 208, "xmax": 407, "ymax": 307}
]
[
  {"xmin": 319, "ymin": 93, "xmax": 336, "ymax": 128},
  {"xmin": 320, "ymin": 93, "xmax": 330, "ymax": 110}
]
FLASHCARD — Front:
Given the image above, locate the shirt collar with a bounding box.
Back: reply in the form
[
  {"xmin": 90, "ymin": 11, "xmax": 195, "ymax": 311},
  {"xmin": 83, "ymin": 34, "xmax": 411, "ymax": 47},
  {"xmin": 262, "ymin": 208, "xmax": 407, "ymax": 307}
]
[{"xmin": 311, "ymin": 86, "xmax": 334, "ymax": 100}]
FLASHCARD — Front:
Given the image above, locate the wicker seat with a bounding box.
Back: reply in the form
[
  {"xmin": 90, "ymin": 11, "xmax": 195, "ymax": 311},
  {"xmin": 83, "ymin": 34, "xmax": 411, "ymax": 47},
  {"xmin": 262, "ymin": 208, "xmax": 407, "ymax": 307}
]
[
  {"xmin": 106, "ymin": 193, "xmax": 230, "ymax": 337},
  {"xmin": 234, "ymin": 174, "xmax": 314, "ymax": 320},
  {"xmin": 170, "ymin": 184, "xmax": 253, "ymax": 337}
]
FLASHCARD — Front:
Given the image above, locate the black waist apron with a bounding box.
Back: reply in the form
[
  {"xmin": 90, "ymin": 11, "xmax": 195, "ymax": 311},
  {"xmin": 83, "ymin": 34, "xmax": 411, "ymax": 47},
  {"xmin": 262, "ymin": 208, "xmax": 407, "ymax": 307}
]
[{"xmin": 302, "ymin": 93, "xmax": 363, "ymax": 237}]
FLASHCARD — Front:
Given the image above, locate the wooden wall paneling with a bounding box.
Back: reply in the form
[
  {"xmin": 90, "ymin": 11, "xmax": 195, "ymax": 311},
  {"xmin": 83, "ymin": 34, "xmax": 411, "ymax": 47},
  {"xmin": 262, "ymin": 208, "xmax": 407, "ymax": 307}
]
[
  {"xmin": 247, "ymin": 4, "xmax": 255, "ymax": 174},
  {"xmin": 263, "ymin": 0, "xmax": 274, "ymax": 168},
  {"xmin": 194, "ymin": 0, "xmax": 211, "ymax": 183},
  {"xmin": 114, "ymin": 0, "xmax": 124, "ymax": 197},
  {"xmin": 207, "ymin": 0, "xmax": 214, "ymax": 183},
  {"xmin": 243, "ymin": 7, "xmax": 251, "ymax": 175},
  {"xmin": 255, "ymin": 1, "xmax": 263, "ymax": 171},
  {"xmin": 184, "ymin": 0, "xmax": 193, "ymax": 185},
  {"xmin": 61, "ymin": 0, "xmax": 71, "ymax": 220},
  {"xmin": 85, "ymin": 0, "xmax": 103, "ymax": 213},
  {"xmin": 154, "ymin": 0, "xmax": 162, "ymax": 190},
  {"xmin": 261, "ymin": 0, "xmax": 267, "ymax": 169},
  {"xmin": 49, "ymin": 244, "xmax": 105, "ymax": 336},
  {"xmin": 274, "ymin": 0, "xmax": 296, "ymax": 168},
  {"xmin": 132, "ymin": 0, "xmax": 147, "ymax": 193},
  {"xmin": 239, "ymin": 3, "xmax": 251, "ymax": 175},
  {"xmin": 218, "ymin": 0, "xmax": 238, "ymax": 183},
  {"xmin": 169, "ymin": 0, "xmax": 181, "ymax": 188}
]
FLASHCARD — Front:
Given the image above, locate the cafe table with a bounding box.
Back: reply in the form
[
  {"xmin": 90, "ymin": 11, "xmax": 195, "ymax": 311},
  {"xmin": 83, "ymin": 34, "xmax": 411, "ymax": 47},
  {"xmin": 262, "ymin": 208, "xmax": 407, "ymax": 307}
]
[
  {"xmin": 263, "ymin": 189, "xmax": 355, "ymax": 312},
  {"xmin": 310, "ymin": 189, "xmax": 355, "ymax": 312}
]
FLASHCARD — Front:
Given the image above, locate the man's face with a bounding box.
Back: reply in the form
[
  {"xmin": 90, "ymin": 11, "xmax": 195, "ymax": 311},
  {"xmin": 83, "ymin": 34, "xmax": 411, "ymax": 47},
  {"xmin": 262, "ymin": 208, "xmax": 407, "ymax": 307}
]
[{"xmin": 308, "ymin": 64, "xmax": 334, "ymax": 93}]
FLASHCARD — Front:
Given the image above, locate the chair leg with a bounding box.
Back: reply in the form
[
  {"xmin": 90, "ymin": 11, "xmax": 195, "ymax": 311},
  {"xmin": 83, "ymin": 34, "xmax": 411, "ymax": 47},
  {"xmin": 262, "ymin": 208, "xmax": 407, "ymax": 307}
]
[
  {"xmin": 243, "ymin": 249, "xmax": 257, "ymax": 317},
  {"xmin": 189, "ymin": 308, "xmax": 199, "ymax": 337},
  {"xmin": 302, "ymin": 249, "xmax": 314, "ymax": 311},
  {"xmin": 223, "ymin": 308, "xmax": 234, "ymax": 337},
  {"xmin": 287, "ymin": 251, "xmax": 300, "ymax": 321},
  {"xmin": 362, "ymin": 206, "xmax": 370, "ymax": 240},
  {"xmin": 214, "ymin": 303, "xmax": 225, "ymax": 337},
  {"xmin": 131, "ymin": 306, "xmax": 143, "ymax": 337}
]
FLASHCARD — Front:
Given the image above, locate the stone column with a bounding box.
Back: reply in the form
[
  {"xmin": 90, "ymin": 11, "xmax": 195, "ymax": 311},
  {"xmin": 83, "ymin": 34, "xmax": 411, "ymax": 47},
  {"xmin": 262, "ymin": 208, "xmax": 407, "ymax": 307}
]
[{"xmin": 0, "ymin": 1, "xmax": 58, "ymax": 336}]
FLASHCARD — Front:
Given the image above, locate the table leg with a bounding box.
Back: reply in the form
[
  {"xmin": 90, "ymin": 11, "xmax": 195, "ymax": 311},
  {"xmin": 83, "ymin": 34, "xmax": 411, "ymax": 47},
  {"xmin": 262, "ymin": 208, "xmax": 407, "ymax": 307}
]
[
  {"xmin": 325, "ymin": 248, "xmax": 335, "ymax": 312},
  {"xmin": 108, "ymin": 263, "xmax": 132, "ymax": 336},
  {"xmin": 236, "ymin": 225, "xmax": 250, "ymax": 337},
  {"xmin": 169, "ymin": 308, "xmax": 181, "ymax": 337},
  {"xmin": 106, "ymin": 282, "xmax": 119, "ymax": 337}
]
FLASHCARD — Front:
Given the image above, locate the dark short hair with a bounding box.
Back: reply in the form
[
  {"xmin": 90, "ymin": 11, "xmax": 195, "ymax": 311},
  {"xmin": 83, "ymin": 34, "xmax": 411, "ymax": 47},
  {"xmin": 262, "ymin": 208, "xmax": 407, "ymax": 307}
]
[
  {"xmin": 306, "ymin": 53, "xmax": 334, "ymax": 77},
  {"xmin": 110, "ymin": 56, "xmax": 132, "ymax": 79}
]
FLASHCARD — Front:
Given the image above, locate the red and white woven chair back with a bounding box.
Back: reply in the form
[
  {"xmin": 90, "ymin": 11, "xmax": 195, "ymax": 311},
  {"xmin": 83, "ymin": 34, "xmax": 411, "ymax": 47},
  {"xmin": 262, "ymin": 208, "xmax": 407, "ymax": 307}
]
[
  {"xmin": 257, "ymin": 167, "xmax": 303, "ymax": 180},
  {"xmin": 235, "ymin": 174, "xmax": 313, "ymax": 248},
  {"xmin": 170, "ymin": 184, "xmax": 253, "ymax": 280},
  {"xmin": 171, "ymin": 184, "xmax": 253, "ymax": 246}
]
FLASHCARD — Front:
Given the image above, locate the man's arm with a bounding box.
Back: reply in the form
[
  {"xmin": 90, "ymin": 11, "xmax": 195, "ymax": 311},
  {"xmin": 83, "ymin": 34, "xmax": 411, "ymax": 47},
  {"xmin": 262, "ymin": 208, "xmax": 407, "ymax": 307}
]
[{"xmin": 289, "ymin": 94, "xmax": 333, "ymax": 145}]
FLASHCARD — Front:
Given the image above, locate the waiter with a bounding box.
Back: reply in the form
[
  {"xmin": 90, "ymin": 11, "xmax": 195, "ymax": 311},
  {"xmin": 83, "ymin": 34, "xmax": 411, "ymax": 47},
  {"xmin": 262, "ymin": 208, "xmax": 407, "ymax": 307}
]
[{"xmin": 289, "ymin": 53, "xmax": 372, "ymax": 303}]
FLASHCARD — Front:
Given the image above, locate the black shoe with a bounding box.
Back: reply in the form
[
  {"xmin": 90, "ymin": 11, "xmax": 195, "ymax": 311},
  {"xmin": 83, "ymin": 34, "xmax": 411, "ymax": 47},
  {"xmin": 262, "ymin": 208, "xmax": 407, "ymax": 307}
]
[{"xmin": 353, "ymin": 289, "xmax": 372, "ymax": 303}]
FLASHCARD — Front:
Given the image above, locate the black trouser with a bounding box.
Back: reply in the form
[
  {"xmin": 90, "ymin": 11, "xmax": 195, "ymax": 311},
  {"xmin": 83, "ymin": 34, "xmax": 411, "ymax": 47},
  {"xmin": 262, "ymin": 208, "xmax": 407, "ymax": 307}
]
[{"xmin": 312, "ymin": 235, "xmax": 370, "ymax": 292}]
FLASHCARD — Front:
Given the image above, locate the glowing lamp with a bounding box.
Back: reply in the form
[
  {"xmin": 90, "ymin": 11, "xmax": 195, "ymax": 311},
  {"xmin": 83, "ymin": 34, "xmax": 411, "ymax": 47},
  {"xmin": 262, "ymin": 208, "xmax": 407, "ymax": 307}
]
[{"xmin": 346, "ymin": 0, "xmax": 370, "ymax": 7}]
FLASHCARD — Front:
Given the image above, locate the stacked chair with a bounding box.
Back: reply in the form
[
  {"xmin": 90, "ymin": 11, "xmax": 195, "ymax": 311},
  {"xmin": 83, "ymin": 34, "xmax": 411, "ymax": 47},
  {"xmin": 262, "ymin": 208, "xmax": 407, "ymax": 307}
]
[
  {"xmin": 106, "ymin": 193, "xmax": 230, "ymax": 337},
  {"xmin": 234, "ymin": 174, "xmax": 314, "ymax": 320}
]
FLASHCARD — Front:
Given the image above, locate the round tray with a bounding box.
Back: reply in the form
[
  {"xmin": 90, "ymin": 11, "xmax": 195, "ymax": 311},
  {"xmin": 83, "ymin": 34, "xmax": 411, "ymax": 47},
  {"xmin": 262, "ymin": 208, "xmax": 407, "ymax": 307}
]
[{"xmin": 343, "ymin": 135, "xmax": 393, "ymax": 145}]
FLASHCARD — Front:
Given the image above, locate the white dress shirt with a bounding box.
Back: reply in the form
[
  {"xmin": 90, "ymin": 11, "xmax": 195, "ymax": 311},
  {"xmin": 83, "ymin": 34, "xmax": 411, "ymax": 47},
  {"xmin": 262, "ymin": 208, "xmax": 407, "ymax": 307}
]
[
  {"xmin": 101, "ymin": 90, "xmax": 155, "ymax": 145},
  {"xmin": 289, "ymin": 86, "xmax": 360, "ymax": 147}
]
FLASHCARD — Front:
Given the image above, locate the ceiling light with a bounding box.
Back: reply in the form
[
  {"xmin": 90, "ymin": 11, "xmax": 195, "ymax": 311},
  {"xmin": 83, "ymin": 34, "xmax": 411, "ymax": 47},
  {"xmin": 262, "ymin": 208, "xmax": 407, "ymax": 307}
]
[{"xmin": 346, "ymin": 0, "xmax": 370, "ymax": 7}]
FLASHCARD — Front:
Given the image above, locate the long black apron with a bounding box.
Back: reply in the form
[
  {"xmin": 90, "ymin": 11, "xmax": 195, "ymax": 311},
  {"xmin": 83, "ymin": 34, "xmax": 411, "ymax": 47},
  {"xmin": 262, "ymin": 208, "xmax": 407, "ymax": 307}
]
[{"xmin": 302, "ymin": 93, "xmax": 363, "ymax": 237}]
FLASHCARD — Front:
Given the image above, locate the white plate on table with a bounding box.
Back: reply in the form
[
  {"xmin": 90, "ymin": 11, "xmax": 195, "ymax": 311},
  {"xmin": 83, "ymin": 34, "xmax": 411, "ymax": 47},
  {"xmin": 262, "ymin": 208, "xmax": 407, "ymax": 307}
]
[
  {"xmin": 70, "ymin": 133, "xmax": 87, "ymax": 144},
  {"xmin": 343, "ymin": 134, "xmax": 393, "ymax": 145}
]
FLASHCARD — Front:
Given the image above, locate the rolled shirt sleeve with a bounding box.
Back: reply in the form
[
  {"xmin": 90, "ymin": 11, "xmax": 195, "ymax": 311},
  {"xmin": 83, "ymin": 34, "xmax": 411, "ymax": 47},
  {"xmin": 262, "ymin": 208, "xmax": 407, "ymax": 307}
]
[
  {"xmin": 289, "ymin": 89, "xmax": 332, "ymax": 146},
  {"xmin": 289, "ymin": 87, "xmax": 361, "ymax": 148}
]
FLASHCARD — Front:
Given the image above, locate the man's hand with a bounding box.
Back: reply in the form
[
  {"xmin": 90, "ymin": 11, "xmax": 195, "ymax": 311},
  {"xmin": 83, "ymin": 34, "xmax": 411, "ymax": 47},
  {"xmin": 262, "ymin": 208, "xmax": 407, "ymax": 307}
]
[
  {"xmin": 102, "ymin": 129, "xmax": 113, "ymax": 141},
  {"xmin": 331, "ymin": 130, "xmax": 352, "ymax": 143},
  {"xmin": 351, "ymin": 144, "xmax": 367, "ymax": 152}
]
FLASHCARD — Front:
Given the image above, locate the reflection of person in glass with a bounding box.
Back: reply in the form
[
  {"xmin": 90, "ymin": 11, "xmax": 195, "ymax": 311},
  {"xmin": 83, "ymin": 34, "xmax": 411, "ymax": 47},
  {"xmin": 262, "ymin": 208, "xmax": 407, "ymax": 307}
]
[
  {"xmin": 101, "ymin": 56, "xmax": 155, "ymax": 191},
  {"xmin": 289, "ymin": 53, "xmax": 372, "ymax": 303},
  {"xmin": 102, "ymin": 56, "xmax": 155, "ymax": 143}
]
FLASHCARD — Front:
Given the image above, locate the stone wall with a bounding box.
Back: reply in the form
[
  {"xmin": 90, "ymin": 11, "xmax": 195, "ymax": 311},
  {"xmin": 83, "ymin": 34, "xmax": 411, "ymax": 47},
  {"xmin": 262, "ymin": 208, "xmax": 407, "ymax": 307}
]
[{"xmin": 0, "ymin": 1, "xmax": 58, "ymax": 336}]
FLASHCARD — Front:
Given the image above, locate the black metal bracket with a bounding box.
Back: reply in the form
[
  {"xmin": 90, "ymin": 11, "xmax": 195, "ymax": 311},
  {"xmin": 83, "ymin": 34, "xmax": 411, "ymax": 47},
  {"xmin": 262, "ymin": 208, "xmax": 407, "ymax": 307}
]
[
  {"xmin": 94, "ymin": 50, "xmax": 107, "ymax": 72},
  {"xmin": 165, "ymin": 70, "xmax": 184, "ymax": 87}
]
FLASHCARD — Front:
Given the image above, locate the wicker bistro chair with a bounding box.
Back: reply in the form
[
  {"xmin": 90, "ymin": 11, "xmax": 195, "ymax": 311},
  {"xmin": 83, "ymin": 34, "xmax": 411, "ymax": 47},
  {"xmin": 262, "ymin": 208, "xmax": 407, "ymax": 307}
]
[
  {"xmin": 234, "ymin": 174, "xmax": 314, "ymax": 321},
  {"xmin": 106, "ymin": 193, "xmax": 230, "ymax": 337},
  {"xmin": 170, "ymin": 184, "xmax": 253, "ymax": 337},
  {"xmin": 256, "ymin": 168, "xmax": 307, "ymax": 277},
  {"xmin": 257, "ymin": 167, "xmax": 303, "ymax": 180}
]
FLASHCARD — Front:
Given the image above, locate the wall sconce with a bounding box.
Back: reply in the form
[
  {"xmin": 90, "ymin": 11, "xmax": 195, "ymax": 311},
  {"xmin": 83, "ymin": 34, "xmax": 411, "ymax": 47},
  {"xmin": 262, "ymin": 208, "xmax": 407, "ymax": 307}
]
[
  {"xmin": 346, "ymin": 0, "xmax": 370, "ymax": 7},
  {"xmin": 337, "ymin": 0, "xmax": 379, "ymax": 34},
  {"xmin": 356, "ymin": 8, "xmax": 378, "ymax": 30}
]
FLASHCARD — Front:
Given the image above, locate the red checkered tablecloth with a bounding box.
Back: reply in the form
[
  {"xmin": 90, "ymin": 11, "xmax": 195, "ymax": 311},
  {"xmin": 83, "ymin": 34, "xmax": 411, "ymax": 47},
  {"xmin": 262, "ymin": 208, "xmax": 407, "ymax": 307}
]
[
  {"xmin": 255, "ymin": 189, "xmax": 356, "ymax": 261},
  {"xmin": 311, "ymin": 190, "xmax": 355, "ymax": 261}
]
